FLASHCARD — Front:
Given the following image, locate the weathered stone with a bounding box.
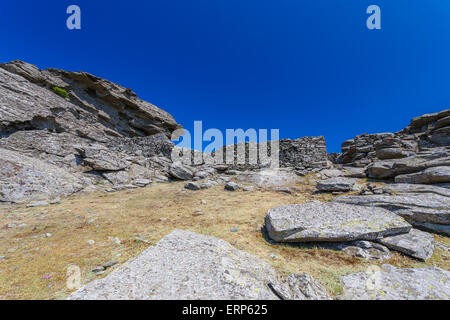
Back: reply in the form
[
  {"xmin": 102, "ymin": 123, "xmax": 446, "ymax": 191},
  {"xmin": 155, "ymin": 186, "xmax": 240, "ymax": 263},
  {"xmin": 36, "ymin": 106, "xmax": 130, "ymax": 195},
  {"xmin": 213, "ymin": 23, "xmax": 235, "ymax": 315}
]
[
  {"xmin": 224, "ymin": 182, "xmax": 240, "ymax": 191},
  {"xmin": 0, "ymin": 61, "xmax": 181, "ymax": 139},
  {"xmin": 26, "ymin": 201, "xmax": 49, "ymax": 208},
  {"xmin": 341, "ymin": 245, "xmax": 392, "ymax": 261},
  {"xmin": 236, "ymin": 168, "xmax": 301, "ymax": 188},
  {"xmin": 132, "ymin": 179, "xmax": 151, "ymax": 187},
  {"xmin": 341, "ymin": 167, "xmax": 367, "ymax": 178},
  {"xmin": 169, "ymin": 163, "xmax": 193, "ymax": 180},
  {"xmin": 334, "ymin": 193, "xmax": 450, "ymax": 225},
  {"xmin": 395, "ymin": 166, "xmax": 450, "ymax": 184},
  {"xmin": 316, "ymin": 177, "xmax": 356, "ymax": 192},
  {"xmin": 410, "ymin": 222, "xmax": 450, "ymax": 236},
  {"xmin": 382, "ymin": 183, "xmax": 450, "ymax": 197},
  {"xmin": 68, "ymin": 230, "xmax": 325, "ymax": 300},
  {"xmin": 185, "ymin": 182, "xmax": 201, "ymax": 191},
  {"xmin": 432, "ymin": 126, "xmax": 450, "ymax": 146},
  {"xmin": 270, "ymin": 273, "xmax": 332, "ymax": 300},
  {"xmin": 0, "ymin": 148, "xmax": 84, "ymax": 203},
  {"xmin": 265, "ymin": 202, "xmax": 411, "ymax": 242},
  {"xmin": 102, "ymin": 171, "xmax": 130, "ymax": 185},
  {"xmin": 76, "ymin": 145, "xmax": 131, "ymax": 171},
  {"xmin": 341, "ymin": 264, "xmax": 450, "ymax": 300},
  {"xmin": 377, "ymin": 229, "xmax": 434, "ymax": 261}
]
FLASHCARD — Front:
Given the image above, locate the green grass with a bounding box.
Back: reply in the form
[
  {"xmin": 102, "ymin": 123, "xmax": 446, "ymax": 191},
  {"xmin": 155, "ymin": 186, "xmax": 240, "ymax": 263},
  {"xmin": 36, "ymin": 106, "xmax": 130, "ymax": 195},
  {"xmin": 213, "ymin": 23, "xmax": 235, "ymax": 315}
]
[{"xmin": 52, "ymin": 87, "xmax": 69, "ymax": 99}]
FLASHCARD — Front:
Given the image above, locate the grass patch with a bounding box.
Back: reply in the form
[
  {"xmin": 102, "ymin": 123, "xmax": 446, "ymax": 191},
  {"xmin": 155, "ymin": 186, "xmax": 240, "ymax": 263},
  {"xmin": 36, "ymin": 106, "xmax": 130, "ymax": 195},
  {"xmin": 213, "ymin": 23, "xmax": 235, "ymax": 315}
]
[{"xmin": 52, "ymin": 87, "xmax": 69, "ymax": 99}]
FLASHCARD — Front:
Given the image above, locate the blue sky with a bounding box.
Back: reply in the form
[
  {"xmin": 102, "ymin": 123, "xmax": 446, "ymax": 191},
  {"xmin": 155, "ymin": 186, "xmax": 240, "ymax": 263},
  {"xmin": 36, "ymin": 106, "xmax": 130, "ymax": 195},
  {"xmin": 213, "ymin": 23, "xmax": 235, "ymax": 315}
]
[{"xmin": 1, "ymin": 1, "xmax": 449, "ymax": 152}]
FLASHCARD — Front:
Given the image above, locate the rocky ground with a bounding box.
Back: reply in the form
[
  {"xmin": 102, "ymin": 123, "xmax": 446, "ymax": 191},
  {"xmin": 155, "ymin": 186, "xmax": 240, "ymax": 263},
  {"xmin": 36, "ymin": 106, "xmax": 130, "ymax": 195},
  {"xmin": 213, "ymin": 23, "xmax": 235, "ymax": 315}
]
[{"xmin": 0, "ymin": 61, "xmax": 449, "ymax": 300}]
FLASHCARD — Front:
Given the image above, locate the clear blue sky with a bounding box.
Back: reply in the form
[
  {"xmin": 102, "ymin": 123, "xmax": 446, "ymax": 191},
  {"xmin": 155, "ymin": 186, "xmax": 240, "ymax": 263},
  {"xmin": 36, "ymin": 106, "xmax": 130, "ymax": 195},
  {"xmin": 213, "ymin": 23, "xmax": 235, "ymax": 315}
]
[{"xmin": 1, "ymin": 1, "xmax": 449, "ymax": 152}]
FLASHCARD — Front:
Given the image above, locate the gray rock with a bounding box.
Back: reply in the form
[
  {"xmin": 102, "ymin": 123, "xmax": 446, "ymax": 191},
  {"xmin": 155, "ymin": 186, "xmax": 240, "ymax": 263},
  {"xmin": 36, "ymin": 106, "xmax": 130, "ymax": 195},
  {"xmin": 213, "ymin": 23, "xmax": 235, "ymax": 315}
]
[
  {"xmin": 132, "ymin": 179, "xmax": 151, "ymax": 187},
  {"xmin": 410, "ymin": 222, "xmax": 450, "ymax": 236},
  {"xmin": 377, "ymin": 229, "xmax": 434, "ymax": 261},
  {"xmin": 185, "ymin": 182, "xmax": 201, "ymax": 191},
  {"xmin": 76, "ymin": 145, "xmax": 131, "ymax": 171},
  {"xmin": 318, "ymin": 169, "xmax": 343, "ymax": 179},
  {"xmin": 224, "ymin": 182, "xmax": 240, "ymax": 191},
  {"xmin": 341, "ymin": 245, "xmax": 392, "ymax": 261},
  {"xmin": 265, "ymin": 202, "xmax": 411, "ymax": 242},
  {"xmin": 169, "ymin": 163, "xmax": 194, "ymax": 180},
  {"xmin": 0, "ymin": 148, "xmax": 84, "ymax": 203},
  {"xmin": 333, "ymin": 193, "xmax": 450, "ymax": 226},
  {"xmin": 68, "ymin": 230, "xmax": 326, "ymax": 300},
  {"xmin": 316, "ymin": 177, "xmax": 356, "ymax": 192},
  {"xmin": 243, "ymin": 186, "xmax": 255, "ymax": 191},
  {"xmin": 341, "ymin": 167, "xmax": 367, "ymax": 178},
  {"xmin": 235, "ymin": 168, "xmax": 301, "ymax": 188},
  {"xmin": 382, "ymin": 183, "xmax": 450, "ymax": 197},
  {"xmin": 341, "ymin": 264, "xmax": 450, "ymax": 300},
  {"xmin": 395, "ymin": 166, "xmax": 450, "ymax": 184},
  {"xmin": 194, "ymin": 170, "xmax": 211, "ymax": 179},
  {"xmin": 376, "ymin": 148, "xmax": 411, "ymax": 160},
  {"xmin": 102, "ymin": 171, "xmax": 130, "ymax": 185},
  {"xmin": 432, "ymin": 126, "xmax": 450, "ymax": 145},
  {"xmin": 0, "ymin": 60, "xmax": 181, "ymax": 139},
  {"xmin": 271, "ymin": 273, "xmax": 332, "ymax": 300},
  {"xmin": 26, "ymin": 201, "xmax": 50, "ymax": 208}
]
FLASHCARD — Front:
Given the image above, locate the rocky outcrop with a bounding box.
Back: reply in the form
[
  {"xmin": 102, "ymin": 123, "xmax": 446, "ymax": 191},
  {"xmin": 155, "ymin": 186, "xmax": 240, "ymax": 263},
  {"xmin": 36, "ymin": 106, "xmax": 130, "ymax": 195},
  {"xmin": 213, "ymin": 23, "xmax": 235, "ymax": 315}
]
[
  {"xmin": 0, "ymin": 61, "xmax": 185, "ymax": 202},
  {"xmin": 69, "ymin": 230, "xmax": 330, "ymax": 300},
  {"xmin": 341, "ymin": 264, "xmax": 450, "ymax": 300},
  {"xmin": 338, "ymin": 109, "xmax": 449, "ymax": 168},
  {"xmin": 264, "ymin": 202, "xmax": 411, "ymax": 242},
  {"xmin": 0, "ymin": 60, "xmax": 181, "ymax": 139}
]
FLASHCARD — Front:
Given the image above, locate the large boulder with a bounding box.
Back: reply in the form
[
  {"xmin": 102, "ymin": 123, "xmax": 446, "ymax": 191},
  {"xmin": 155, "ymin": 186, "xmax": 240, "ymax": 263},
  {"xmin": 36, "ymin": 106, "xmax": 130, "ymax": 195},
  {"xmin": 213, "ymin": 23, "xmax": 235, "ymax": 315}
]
[
  {"xmin": 0, "ymin": 148, "xmax": 84, "ymax": 203},
  {"xmin": 68, "ymin": 230, "xmax": 329, "ymax": 300},
  {"xmin": 341, "ymin": 264, "xmax": 450, "ymax": 300},
  {"xmin": 264, "ymin": 202, "xmax": 411, "ymax": 242}
]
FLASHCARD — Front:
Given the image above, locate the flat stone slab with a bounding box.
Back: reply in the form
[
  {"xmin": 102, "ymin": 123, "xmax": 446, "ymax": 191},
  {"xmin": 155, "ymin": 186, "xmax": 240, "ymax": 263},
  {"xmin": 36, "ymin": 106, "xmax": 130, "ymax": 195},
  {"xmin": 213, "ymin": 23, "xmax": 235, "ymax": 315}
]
[
  {"xmin": 316, "ymin": 177, "xmax": 356, "ymax": 192},
  {"xmin": 395, "ymin": 166, "xmax": 450, "ymax": 184},
  {"xmin": 265, "ymin": 202, "xmax": 411, "ymax": 242},
  {"xmin": 341, "ymin": 264, "xmax": 450, "ymax": 300},
  {"xmin": 377, "ymin": 229, "xmax": 435, "ymax": 261},
  {"xmin": 382, "ymin": 183, "xmax": 450, "ymax": 197},
  {"xmin": 68, "ymin": 230, "xmax": 329, "ymax": 300},
  {"xmin": 333, "ymin": 193, "xmax": 450, "ymax": 225}
]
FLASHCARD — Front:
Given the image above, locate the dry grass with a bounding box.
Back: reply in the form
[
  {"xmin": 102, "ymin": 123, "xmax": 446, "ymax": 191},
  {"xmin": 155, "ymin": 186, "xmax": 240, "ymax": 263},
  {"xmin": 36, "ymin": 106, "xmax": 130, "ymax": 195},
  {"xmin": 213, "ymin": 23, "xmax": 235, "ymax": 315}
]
[{"xmin": 0, "ymin": 182, "xmax": 448, "ymax": 300}]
